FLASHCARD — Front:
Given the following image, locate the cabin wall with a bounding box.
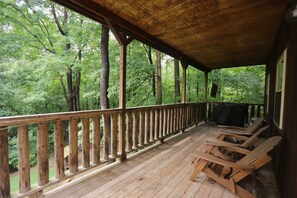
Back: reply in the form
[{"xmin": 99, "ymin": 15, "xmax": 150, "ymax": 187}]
[{"xmin": 267, "ymin": 14, "xmax": 297, "ymax": 198}]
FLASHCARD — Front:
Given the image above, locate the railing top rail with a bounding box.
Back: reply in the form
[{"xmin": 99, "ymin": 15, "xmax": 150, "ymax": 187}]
[
  {"xmin": 0, "ymin": 102, "xmax": 206, "ymax": 127},
  {"xmin": 206, "ymin": 102, "xmax": 264, "ymax": 106}
]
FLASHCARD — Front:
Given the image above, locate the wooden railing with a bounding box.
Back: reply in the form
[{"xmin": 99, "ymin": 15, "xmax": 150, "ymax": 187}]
[
  {"xmin": 207, "ymin": 102, "xmax": 265, "ymax": 124},
  {"xmin": 0, "ymin": 102, "xmax": 206, "ymax": 198}
]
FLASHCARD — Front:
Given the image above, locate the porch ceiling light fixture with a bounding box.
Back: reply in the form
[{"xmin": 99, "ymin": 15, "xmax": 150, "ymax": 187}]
[{"xmin": 285, "ymin": 3, "xmax": 297, "ymax": 22}]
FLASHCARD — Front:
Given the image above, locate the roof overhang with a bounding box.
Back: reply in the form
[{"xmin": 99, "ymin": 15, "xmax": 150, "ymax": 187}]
[{"xmin": 52, "ymin": 0, "xmax": 287, "ymax": 71}]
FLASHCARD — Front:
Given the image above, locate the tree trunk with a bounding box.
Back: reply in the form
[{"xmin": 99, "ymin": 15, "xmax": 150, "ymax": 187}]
[
  {"xmin": 174, "ymin": 58, "xmax": 181, "ymax": 102},
  {"xmin": 66, "ymin": 67, "xmax": 74, "ymax": 111},
  {"xmin": 100, "ymin": 25, "xmax": 110, "ymax": 109},
  {"xmin": 156, "ymin": 50, "xmax": 162, "ymax": 105},
  {"xmin": 146, "ymin": 46, "xmax": 156, "ymax": 97}
]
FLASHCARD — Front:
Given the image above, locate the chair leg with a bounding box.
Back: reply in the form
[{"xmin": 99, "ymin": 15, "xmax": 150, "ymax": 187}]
[{"xmin": 189, "ymin": 159, "xmax": 208, "ymax": 181}]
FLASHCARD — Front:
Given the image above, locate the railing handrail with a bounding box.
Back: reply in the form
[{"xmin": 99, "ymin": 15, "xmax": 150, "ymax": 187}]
[
  {"xmin": 206, "ymin": 101, "xmax": 264, "ymax": 106},
  {"xmin": 0, "ymin": 102, "xmax": 206, "ymax": 127}
]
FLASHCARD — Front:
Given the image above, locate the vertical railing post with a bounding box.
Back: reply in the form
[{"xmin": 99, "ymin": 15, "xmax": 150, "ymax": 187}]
[
  {"xmin": 107, "ymin": 20, "xmax": 134, "ymax": 161},
  {"xmin": 82, "ymin": 118, "xmax": 90, "ymax": 168},
  {"xmin": 18, "ymin": 125, "xmax": 30, "ymax": 193},
  {"xmin": 205, "ymin": 72, "xmax": 208, "ymax": 122},
  {"xmin": 54, "ymin": 120, "xmax": 64, "ymax": 179},
  {"xmin": 37, "ymin": 123, "xmax": 49, "ymax": 186},
  {"xmin": 0, "ymin": 127, "xmax": 10, "ymax": 198},
  {"xmin": 181, "ymin": 60, "xmax": 188, "ymax": 132}
]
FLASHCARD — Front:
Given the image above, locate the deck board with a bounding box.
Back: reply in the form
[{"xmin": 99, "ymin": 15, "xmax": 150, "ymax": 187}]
[{"xmin": 44, "ymin": 124, "xmax": 278, "ymax": 198}]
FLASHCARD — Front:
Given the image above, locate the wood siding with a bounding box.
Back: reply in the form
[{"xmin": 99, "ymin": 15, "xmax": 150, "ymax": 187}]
[{"xmin": 267, "ymin": 16, "xmax": 297, "ymax": 198}]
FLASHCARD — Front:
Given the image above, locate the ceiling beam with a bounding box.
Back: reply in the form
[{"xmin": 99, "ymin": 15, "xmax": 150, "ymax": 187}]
[{"xmin": 52, "ymin": 0, "xmax": 211, "ymax": 72}]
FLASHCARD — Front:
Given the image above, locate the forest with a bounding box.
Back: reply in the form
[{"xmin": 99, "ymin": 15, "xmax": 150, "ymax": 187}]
[{"xmin": 0, "ymin": 0, "xmax": 265, "ymax": 188}]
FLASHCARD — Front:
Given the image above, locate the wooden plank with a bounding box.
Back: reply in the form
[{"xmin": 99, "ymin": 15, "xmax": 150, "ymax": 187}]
[
  {"xmin": 37, "ymin": 123, "xmax": 49, "ymax": 186},
  {"xmin": 18, "ymin": 125, "xmax": 30, "ymax": 193},
  {"xmin": 92, "ymin": 116, "xmax": 100, "ymax": 164},
  {"xmin": 0, "ymin": 127, "xmax": 10, "ymax": 197},
  {"xmin": 54, "ymin": 120, "xmax": 64, "ymax": 179},
  {"xmin": 133, "ymin": 111, "xmax": 139, "ymax": 149},
  {"xmin": 82, "ymin": 118, "xmax": 90, "ymax": 168},
  {"xmin": 111, "ymin": 114, "xmax": 118, "ymax": 158},
  {"xmin": 80, "ymin": 138, "xmax": 193, "ymax": 197},
  {"xmin": 69, "ymin": 118, "xmax": 79, "ymax": 173},
  {"xmin": 113, "ymin": 135, "xmax": 207, "ymax": 198},
  {"xmin": 102, "ymin": 115, "xmax": 110, "ymax": 161}
]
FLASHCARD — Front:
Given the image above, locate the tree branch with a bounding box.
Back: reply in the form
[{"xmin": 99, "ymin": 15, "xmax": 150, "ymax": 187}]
[{"xmin": 51, "ymin": 4, "xmax": 67, "ymax": 36}]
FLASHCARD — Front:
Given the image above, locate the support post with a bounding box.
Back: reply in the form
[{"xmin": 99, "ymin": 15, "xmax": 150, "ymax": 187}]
[
  {"xmin": 205, "ymin": 72, "xmax": 208, "ymax": 122},
  {"xmin": 181, "ymin": 60, "xmax": 188, "ymax": 132},
  {"xmin": 107, "ymin": 20, "xmax": 133, "ymax": 161}
]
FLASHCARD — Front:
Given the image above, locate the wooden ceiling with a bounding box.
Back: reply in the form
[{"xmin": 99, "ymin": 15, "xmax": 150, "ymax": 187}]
[{"xmin": 53, "ymin": 0, "xmax": 287, "ymax": 71}]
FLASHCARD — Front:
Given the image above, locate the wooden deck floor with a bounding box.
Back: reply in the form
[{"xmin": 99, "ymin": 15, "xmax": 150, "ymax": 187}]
[{"xmin": 44, "ymin": 124, "xmax": 278, "ymax": 198}]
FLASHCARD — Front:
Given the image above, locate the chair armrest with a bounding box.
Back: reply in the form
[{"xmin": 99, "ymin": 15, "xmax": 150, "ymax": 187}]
[
  {"xmin": 217, "ymin": 132, "xmax": 250, "ymax": 140},
  {"xmin": 205, "ymin": 140, "xmax": 250, "ymax": 155},
  {"xmin": 192, "ymin": 152, "xmax": 254, "ymax": 170},
  {"xmin": 217, "ymin": 125, "xmax": 246, "ymax": 130},
  {"xmin": 205, "ymin": 137, "xmax": 248, "ymax": 149}
]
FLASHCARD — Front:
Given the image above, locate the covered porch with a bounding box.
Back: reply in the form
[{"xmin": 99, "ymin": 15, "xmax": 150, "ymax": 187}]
[{"xmin": 1, "ymin": 0, "xmax": 297, "ymax": 198}]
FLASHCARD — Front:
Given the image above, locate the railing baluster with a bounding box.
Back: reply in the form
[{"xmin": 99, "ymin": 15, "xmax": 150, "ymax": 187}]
[
  {"xmin": 92, "ymin": 116, "xmax": 100, "ymax": 164},
  {"xmin": 170, "ymin": 108, "xmax": 174, "ymax": 134},
  {"xmin": 163, "ymin": 108, "xmax": 167, "ymax": 136},
  {"xmin": 54, "ymin": 120, "xmax": 64, "ymax": 179},
  {"xmin": 140, "ymin": 111, "xmax": 145, "ymax": 146},
  {"xmin": 133, "ymin": 112, "xmax": 139, "ymax": 149},
  {"xmin": 127, "ymin": 112, "xmax": 133, "ymax": 152},
  {"xmin": 155, "ymin": 109, "xmax": 159, "ymax": 140},
  {"xmin": 151, "ymin": 110, "xmax": 155, "ymax": 141},
  {"xmin": 145, "ymin": 110, "xmax": 150, "ymax": 144},
  {"xmin": 103, "ymin": 115, "xmax": 110, "ymax": 161},
  {"xmin": 159, "ymin": 109, "xmax": 163, "ymax": 139},
  {"xmin": 18, "ymin": 125, "xmax": 30, "ymax": 193},
  {"xmin": 111, "ymin": 114, "xmax": 118, "ymax": 158},
  {"xmin": 0, "ymin": 127, "xmax": 10, "ymax": 197},
  {"xmin": 37, "ymin": 123, "xmax": 49, "ymax": 186},
  {"xmin": 166, "ymin": 108, "xmax": 170, "ymax": 135},
  {"xmin": 82, "ymin": 118, "xmax": 90, "ymax": 168},
  {"xmin": 69, "ymin": 118, "xmax": 78, "ymax": 173},
  {"xmin": 257, "ymin": 105, "xmax": 261, "ymax": 117}
]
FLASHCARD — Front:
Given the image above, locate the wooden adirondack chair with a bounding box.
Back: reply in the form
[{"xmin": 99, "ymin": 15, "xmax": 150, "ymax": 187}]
[
  {"xmin": 208, "ymin": 125, "xmax": 270, "ymax": 149},
  {"xmin": 203, "ymin": 125, "xmax": 269, "ymax": 162},
  {"xmin": 217, "ymin": 117, "xmax": 264, "ymax": 136},
  {"xmin": 190, "ymin": 136, "xmax": 282, "ymax": 198}
]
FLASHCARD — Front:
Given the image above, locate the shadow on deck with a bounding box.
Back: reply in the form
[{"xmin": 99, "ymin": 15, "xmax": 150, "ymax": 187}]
[{"xmin": 44, "ymin": 123, "xmax": 279, "ymax": 198}]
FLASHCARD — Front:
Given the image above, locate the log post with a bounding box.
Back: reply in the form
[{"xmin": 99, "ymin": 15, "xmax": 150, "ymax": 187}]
[
  {"xmin": 37, "ymin": 123, "xmax": 49, "ymax": 186},
  {"xmin": 107, "ymin": 20, "xmax": 134, "ymax": 161},
  {"xmin": 205, "ymin": 72, "xmax": 209, "ymax": 122},
  {"xmin": 82, "ymin": 118, "xmax": 90, "ymax": 168},
  {"xmin": 54, "ymin": 120, "xmax": 64, "ymax": 179},
  {"xmin": 111, "ymin": 114, "xmax": 118, "ymax": 158},
  {"xmin": 92, "ymin": 116, "xmax": 100, "ymax": 164},
  {"xmin": 0, "ymin": 127, "xmax": 10, "ymax": 198},
  {"xmin": 103, "ymin": 115, "xmax": 110, "ymax": 161},
  {"xmin": 181, "ymin": 60, "xmax": 188, "ymax": 132},
  {"xmin": 18, "ymin": 125, "xmax": 30, "ymax": 193},
  {"xmin": 69, "ymin": 118, "xmax": 78, "ymax": 174}
]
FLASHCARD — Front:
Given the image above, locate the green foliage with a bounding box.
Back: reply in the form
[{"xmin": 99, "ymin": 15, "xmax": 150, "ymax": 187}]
[{"xmin": 208, "ymin": 66, "xmax": 265, "ymax": 103}]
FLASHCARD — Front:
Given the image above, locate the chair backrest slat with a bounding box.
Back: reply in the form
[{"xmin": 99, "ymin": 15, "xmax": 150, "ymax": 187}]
[{"xmin": 238, "ymin": 136, "xmax": 281, "ymax": 165}]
